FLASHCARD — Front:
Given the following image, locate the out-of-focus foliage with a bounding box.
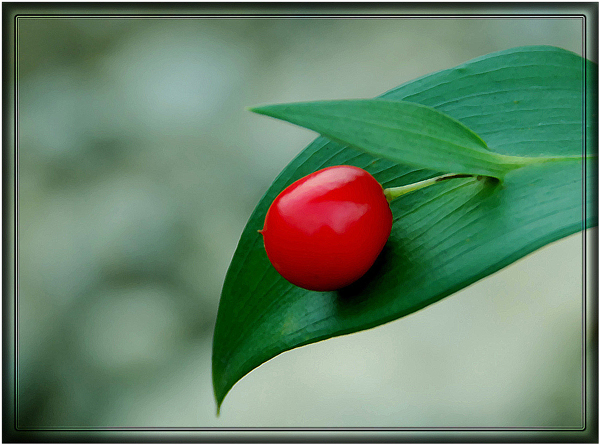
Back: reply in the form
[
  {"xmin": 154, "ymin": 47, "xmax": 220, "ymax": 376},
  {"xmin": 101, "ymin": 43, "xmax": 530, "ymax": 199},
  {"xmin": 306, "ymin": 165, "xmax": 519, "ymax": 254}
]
[{"xmin": 17, "ymin": 16, "xmax": 586, "ymax": 427}]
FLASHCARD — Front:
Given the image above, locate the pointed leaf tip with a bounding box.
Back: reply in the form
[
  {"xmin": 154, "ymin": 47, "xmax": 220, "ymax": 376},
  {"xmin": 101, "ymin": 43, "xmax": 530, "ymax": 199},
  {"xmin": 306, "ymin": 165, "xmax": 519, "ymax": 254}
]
[{"xmin": 247, "ymin": 99, "xmax": 530, "ymax": 178}]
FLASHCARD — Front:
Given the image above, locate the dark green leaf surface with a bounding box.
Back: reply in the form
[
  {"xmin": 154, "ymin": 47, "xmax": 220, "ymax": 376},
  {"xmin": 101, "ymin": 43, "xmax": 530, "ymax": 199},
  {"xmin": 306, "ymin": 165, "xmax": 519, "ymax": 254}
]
[{"xmin": 212, "ymin": 46, "xmax": 597, "ymax": 412}]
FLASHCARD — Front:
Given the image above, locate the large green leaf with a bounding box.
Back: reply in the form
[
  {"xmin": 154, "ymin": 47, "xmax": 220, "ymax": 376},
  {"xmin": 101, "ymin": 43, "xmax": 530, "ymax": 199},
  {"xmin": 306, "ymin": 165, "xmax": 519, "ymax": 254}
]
[{"xmin": 212, "ymin": 46, "xmax": 597, "ymax": 412}]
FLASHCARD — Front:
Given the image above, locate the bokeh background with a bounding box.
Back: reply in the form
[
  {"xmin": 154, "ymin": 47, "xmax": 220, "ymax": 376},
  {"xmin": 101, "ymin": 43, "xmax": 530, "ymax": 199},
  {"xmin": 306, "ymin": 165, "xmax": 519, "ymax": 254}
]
[{"xmin": 15, "ymin": 12, "xmax": 592, "ymax": 428}]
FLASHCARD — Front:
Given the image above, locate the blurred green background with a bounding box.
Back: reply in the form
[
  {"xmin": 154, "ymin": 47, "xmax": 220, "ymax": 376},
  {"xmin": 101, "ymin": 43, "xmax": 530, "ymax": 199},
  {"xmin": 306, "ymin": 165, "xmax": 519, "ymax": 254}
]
[{"xmin": 16, "ymin": 14, "xmax": 590, "ymax": 428}]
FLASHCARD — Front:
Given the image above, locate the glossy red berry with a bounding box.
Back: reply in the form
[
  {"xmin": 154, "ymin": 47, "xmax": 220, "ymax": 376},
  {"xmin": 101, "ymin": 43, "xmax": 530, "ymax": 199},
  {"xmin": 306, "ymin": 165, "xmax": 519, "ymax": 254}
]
[{"xmin": 261, "ymin": 165, "xmax": 393, "ymax": 291}]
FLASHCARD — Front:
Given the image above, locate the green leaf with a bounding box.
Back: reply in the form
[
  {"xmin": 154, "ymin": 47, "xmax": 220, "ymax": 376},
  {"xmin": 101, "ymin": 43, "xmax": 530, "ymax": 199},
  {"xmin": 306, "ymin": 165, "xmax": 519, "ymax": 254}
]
[
  {"xmin": 212, "ymin": 46, "xmax": 597, "ymax": 412},
  {"xmin": 249, "ymin": 99, "xmax": 539, "ymax": 179}
]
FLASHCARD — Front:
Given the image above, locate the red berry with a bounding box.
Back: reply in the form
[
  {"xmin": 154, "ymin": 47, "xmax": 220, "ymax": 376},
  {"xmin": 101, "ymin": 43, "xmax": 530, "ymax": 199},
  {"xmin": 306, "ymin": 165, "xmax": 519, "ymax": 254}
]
[{"xmin": 261, "ymin": 165, "xmax": 393, "ymax": 291}]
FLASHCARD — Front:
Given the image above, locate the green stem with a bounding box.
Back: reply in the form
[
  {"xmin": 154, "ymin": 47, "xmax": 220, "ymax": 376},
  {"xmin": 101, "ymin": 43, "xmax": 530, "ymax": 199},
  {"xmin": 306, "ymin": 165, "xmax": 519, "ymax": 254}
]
[
  {"xmin": 512, "ymin": 154, "xmax": 592, "ymax": 165},
  {"xmin": 491, "ymin": 153, "xmax": 591, "ymax": 175},
  {"xmin": 383, "ymin": 173, "xmax": 477, "ymax": 203},
  {"xmin": 383, "ymin": 154, "xmax": 596, "ymax": 203}
]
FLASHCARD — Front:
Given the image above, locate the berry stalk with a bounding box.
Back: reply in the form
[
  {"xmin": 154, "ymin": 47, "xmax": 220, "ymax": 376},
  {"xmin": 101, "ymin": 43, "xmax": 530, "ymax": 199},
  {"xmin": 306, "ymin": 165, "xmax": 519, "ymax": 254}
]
[{"xmin": 383, "ymin": 173, "xmax": 476, "ymax": 203}]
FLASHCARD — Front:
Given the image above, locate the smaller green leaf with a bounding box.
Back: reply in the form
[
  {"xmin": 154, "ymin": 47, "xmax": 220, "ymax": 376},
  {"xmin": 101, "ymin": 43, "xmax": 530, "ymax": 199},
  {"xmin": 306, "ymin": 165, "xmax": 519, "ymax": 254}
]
[{"xmin": 249, "ymin": 99, "xmax": 539, "ymax": 179}]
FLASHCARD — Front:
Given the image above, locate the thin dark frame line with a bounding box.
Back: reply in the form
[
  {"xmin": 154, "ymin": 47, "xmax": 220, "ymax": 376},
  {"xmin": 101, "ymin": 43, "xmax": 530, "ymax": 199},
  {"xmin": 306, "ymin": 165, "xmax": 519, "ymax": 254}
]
[
  {"xmin": 11, "ymin": 13, "xmax": 588, "ymax": 19},
  {"xmin": 11, "ymin": 12, "xmax": 592, "ymax": 434},
  {"xmin": 12, "ymin": 426, "xmax": 589, "ymax": 432},
  {"xmin": 581, "ymin": 12, "xmax": 588, "ymax": 431},
  {"xmin": 13, "ymin": 12, "xmax": 19, "ymax": 433}
]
